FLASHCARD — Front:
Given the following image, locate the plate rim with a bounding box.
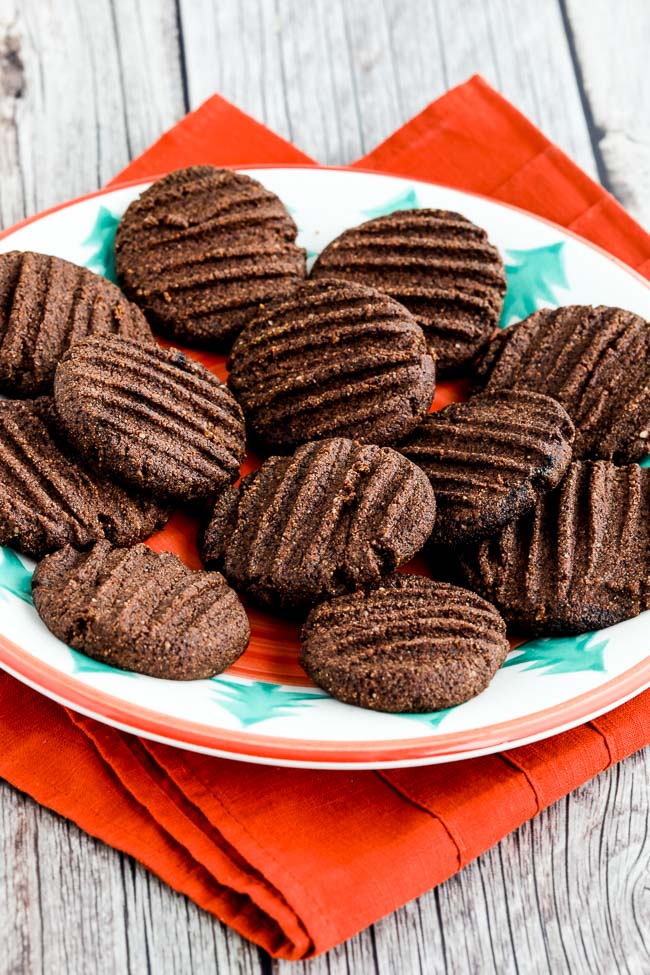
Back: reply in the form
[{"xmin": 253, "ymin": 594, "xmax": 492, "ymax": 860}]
[
  {"xmin": 2, "ymin": 163, "xmax": 650, "ymax": 291},
  {"xmin": 1, "ymin": 164, "xmax": 649, "ymax": 768},
  {"xmin": 1, "ymin": 630, "xmax": 650, "ymax": 766}
]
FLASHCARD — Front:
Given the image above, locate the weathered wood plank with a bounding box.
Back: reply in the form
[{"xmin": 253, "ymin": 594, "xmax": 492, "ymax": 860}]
[
  {"xmin": 564, "ymin": 0, "xmax": 650, "ymax": 228},
  {"xmin": 0, "ymin": 1, "xmax": 260, "ymax": 972},
  {"xmin": 180, "ymin": 0, "xmax": 597, "ymax": 174},
  {"xmin": 0, "ymin": 781, "xmax": 265, "ymax": 975},
  {"xmin": 0, "ymin": 2, "xmax": 31, "ymax": 229},
  {"xmin": 0, "ymin": 0, "xmax": 185, "ymax": 220}
]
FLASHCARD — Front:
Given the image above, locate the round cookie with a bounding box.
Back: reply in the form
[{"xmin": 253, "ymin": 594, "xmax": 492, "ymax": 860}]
[
  {"xmin": 115, "ymin": 165, "xmax": 306, "ymax": 347},
  {"xmin": 227, "ymin": 279, "xmax": 436, "ymax": 452},
  {"xmin": 0, "ymin": 250, "xmax": 153, "ymax": 397},
  {"xmin": 54, "ymin": 335, "xmax": 246, "ymax": 503},
  {"xmin": 452, "ymin": 460, "xmax": 650, "ymax": 635},
  {"xmin": 474, "ymin": 304, "xmax": 650, "ymax": 463},
  {"xmin": 399, "ymin": 389, "xmax": 574, "ymax": 544},
  {"xmin": 32, "ymin": 541, "xmax": 250, "ymax": 680},
  {"xmin": 0, "ymin": 398, "xmax": 170, "ymax": 559},
  {"xmin": 310, "ymin": 209, "xmax": 506, "ymax": 372},
  {"xmin": 300, "ymin": 574, "xmax": 509, "ymax": 712},
  {"xmin": 200, "ymin": 437, "xmax": 436, "ymax": 610}
]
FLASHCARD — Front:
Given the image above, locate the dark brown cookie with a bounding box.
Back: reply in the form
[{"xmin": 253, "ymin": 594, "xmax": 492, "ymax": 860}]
[
  {"xmin": 115, "ymin": 166, "xmax": 306, "ymax": 347},
  {"xmin": 310, "ymin": 209, "xmax": 506, "ymax": 372},
  {"xmin": 475, "ymin": 304, "xmax": 650, "ymax": 463},
  {"xmin": 54, "ymin": 335, "xmax": 246, "ymax": 503},
  {"xmin": 200, "ymin": 438, "xmax": 436, "ymax": 610},
  {"xmin": 227, "ymin": 279, "xmax": 436, "ymax": 452},
  {"xmin": 32, "ymin": 541, "xmax": 250, "ymax": 680},
  {"xmin": 399, "ymin": 389, "xmax": 574, "ymax": 544},
  {"xmin": 0, "ymin": 250, "xmax": 153, "ymax": 397},
  {"xmin": 452, "ymin": 461, "xmax": 650, "ymax": 635},
  {"xmin": 0, "ymin": 398, "xmax": 169, "ymax": 559},
  {"xmin": 300, "ymin": 574, "xmax": 509, "ymax": 712}
]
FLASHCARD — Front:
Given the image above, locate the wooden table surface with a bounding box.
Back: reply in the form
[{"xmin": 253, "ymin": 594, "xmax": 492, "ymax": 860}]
[{"xmin": 0, "ymin": 1, "xmax": 649, "ymax": 972}]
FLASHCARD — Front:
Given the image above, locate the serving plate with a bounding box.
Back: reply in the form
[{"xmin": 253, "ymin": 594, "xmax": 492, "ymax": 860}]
[{"xmin": 0, "ymin": 165, "xmax": 649, "ymax": 769}]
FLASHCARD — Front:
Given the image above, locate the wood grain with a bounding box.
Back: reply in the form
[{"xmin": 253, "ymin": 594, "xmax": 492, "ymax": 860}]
[
  {"xmin": 0, "ymin": 1, "xmax": 649, "ymax": 973},
  {"xmin": 564, "ymin": 0, "xmax": 650, "ymax": 229},
  {"xmin": 0, "ymin": 781, "xmax": 266, "ymax": 975},
  {"xmin": 277, "ymin": 747, "xmax": 650, "ymax": 975},
  {"xmin": 180, "ymin": 0, "xmax": 597, "ymax": 174},
  {"xmin": 0, "ymin": 0, "xmax": 185, "ymax": 220}
]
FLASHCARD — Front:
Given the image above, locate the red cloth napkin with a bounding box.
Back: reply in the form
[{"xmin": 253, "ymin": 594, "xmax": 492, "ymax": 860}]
[{"xmin": 2, "ymin": 76, "xmax": 650, "ymax": 959}]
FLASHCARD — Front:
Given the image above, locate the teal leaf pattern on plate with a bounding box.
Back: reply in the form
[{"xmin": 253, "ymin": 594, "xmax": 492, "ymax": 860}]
[
  {"xmin": 401, "ymin": 706, "xmax": 455, "ymax": 731},
  {"xmin": 0, "ymin": 547, "xmax": 33, "ymax": 605},
  {"xmin": 82, "ymin": 206, "xmax": 120, "ymax": 282},
  {"xmin": 211, "ymin": 677, "xmax": 324, "ymax": 727},
  {"xmin": 504, "ymin": 632, "xmax": 608, "ymax": 676},
  {"xmin": 68, "ymin": 649, "xmax": 140, "ymax": 678},
  {"xmin": 500, "ymin": 242, "xmax": 568, "ymax": 327},
  {"xmin": 362, "ymin": 186, "xmax": 419, "ymax": 218}
]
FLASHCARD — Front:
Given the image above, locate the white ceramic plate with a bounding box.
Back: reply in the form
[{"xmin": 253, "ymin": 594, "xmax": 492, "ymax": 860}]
[{"xmin": 0, "ymin": 166, "xmax": 649, "ymax": 769}]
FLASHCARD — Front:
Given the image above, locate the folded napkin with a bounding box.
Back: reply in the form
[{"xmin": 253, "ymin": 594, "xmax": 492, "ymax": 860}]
[{"xmin": 2, "ymin": 76, "xmax": 650, "ymax": 960}]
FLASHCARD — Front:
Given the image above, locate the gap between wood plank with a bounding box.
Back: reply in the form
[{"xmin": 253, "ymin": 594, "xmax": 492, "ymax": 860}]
[
  {"xmin": 174, "ymin": 0, "xmax": 191, "ymax": 113},
  {"xmin": 557, "ymin": 0, "xmax": 611, "ymax": 191}
]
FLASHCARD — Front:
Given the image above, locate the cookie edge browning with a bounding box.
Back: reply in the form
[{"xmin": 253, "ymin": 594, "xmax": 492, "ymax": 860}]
[
  {"xmin": 199, "ymin": 483, "xmax": 242, "ymax": 569},
  {"xmin": 453, "ymin": 460, "xmax": 650, "ymax": 636},
  {"xmin": 473, "ymin": 304, "xmax": 650, "ymax": 464},
  {"xmin": 402, "ymin": 390, "xmax": 575, "ymax": 545},
  {"xmin": 300, "ymin": 575, "xmax": 510, "ymax": 713},
  {"xmin": 32, "ymin": 542, "xmax": 251, "ymax": 681}
]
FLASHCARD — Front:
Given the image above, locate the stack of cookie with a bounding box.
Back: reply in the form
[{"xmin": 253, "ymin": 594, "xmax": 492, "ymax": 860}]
[{"xmin": 3, "ymin": 165, "xmax": 648, "ymax": 714}]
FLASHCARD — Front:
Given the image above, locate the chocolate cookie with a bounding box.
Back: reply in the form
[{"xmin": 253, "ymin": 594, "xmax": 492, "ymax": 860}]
[
  {"xmin": 0, "ymin": 250, "xmax": 152, "ymax": 397},
  {"xmin": 453, "ymin": 461, "xmax": 650, "ymax": 635},
  {"xmin": 227, "ymin": 279, "xmax": 436, "ymax": 452},
  {"xmin": 115, "ymin": 166, "xmax": 306, "ymax": 346},
  {"xmin": 399, "ymin": 389, "xmax": 574, "ymax": 544},
  {"xmin": 200, "ymin": 438, "xmax": 436, "ymax": 610},
  {"xmin": 300, "ymin": 574, "xmax": 509, "ymax": 712},
  {"xmin": 475, "ymin": 304, "xmax": 650, "ymax": 463},
  {"xmin": 0, "ymin": 398, "xmax": 169, "ymax": 559},
  {"xmin": 32, "ymin": 541, "xmax": 250, "ymax": 680},
  {"xmin": 54, "ymin": 335, "xmax": 246, "ymax": 503},
  {"xmin": 310, "ymin": 209, "xmax": 506, "ymax": 372}
]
